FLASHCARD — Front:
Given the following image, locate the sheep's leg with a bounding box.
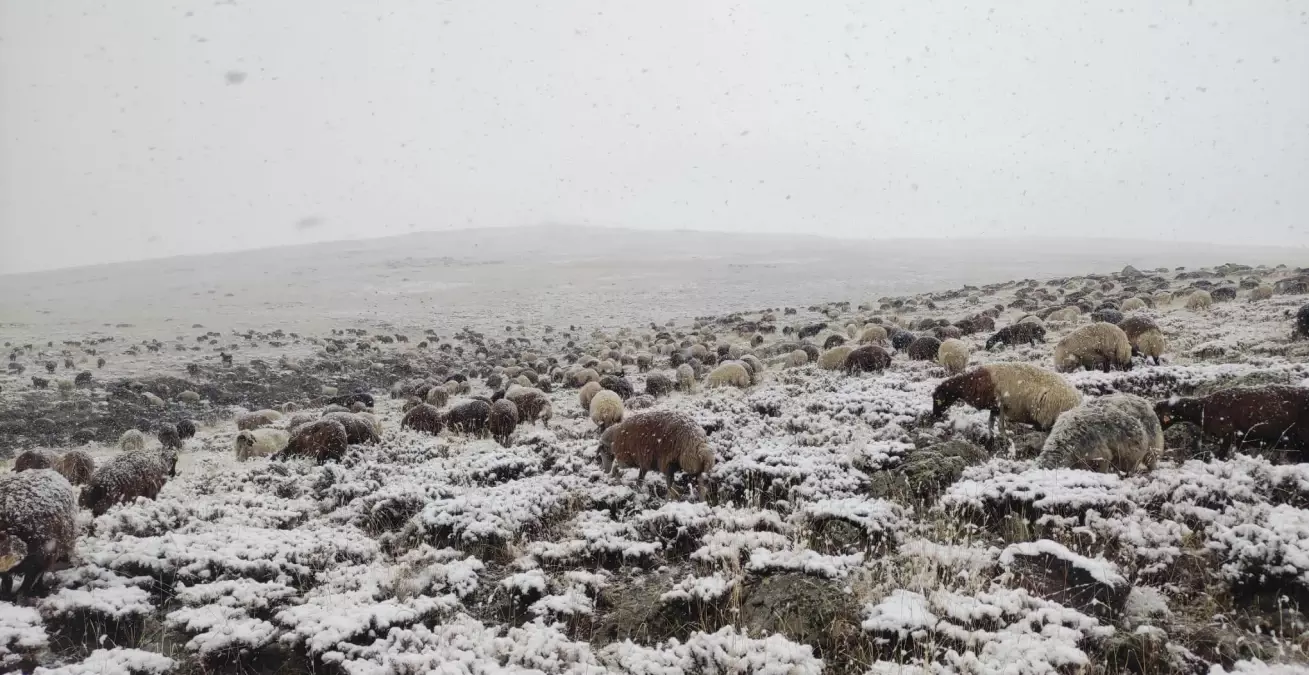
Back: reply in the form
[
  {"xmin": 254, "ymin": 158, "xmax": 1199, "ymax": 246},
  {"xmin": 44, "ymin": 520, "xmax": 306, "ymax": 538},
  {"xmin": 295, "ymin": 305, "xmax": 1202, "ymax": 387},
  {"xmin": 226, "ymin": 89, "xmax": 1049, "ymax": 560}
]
[
  {"xmin": 0, "ymin": 573, "xmax": 11, "ymax": 597},
  {"xmin": 695, "ymin": 474, "xmax": 709, "ymax": 502},
  {"xmin": 663, "ymin": 466, "xmax": 680, "ymax": 500}
]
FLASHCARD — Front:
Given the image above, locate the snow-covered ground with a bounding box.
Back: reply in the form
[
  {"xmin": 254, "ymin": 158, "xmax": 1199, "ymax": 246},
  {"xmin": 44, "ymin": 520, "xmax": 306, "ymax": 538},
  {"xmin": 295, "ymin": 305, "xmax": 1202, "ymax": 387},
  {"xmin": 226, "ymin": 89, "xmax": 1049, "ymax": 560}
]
[{"xmin": 6, "ymin": 243, "xmax": 1309, "ymax": 674}]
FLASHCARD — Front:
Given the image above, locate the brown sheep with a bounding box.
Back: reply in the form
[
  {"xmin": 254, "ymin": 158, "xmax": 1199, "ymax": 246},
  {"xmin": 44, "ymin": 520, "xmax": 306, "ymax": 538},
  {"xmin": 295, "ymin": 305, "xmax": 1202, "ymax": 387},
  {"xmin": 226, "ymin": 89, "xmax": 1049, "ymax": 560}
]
[
  {"xmin": 579, "ymin": 381, "xmax": 602, "ymax": 410},
  {"xmin": 80, "ymin": 448, "xmax": 179, "ymax": 516},
  {"xmin": 447, "ymin": 399, "xmax": 492, "ymax": 436},
  {"xmin": 645, "ymin": 372, "xmax": 674, "ymax": 398},
  {"xmin": 13, "ymin": 449, "xmax": 56, "ymax": 472},
  {"xmin": 236, "ymin": 409, "xmax": 282, "ymax": 431},
  {"xmin": 1053, "ymin": 322, "xmax": 1133, "ymax": 373},
  {"xmin": 1117, "ymin": 316, "xmax": 1166, "ymax": 365},
  {"xmin": 275, "ymin": 418, "xmax": 349, "ymax": 464},
  {"xmin": 1155, "ymin": 386, "xmax": 1309, "ymax": 458},
  {"xmin": 844, "ymin": 345, "xmax": 891, "ymax": 374},
  {"xmin": 54, "ymin": 450, "xmax": 95, "ymax": 485},
  {"xmin": 506, "ymin": 387, "xmax": 553, "ymax": 425},
  {"xmin": 322, "ymin": 412, "xmax": 380, "ymax": 445},
  {"xmin": 157, "ymin": 423, "xmax": 183, "ymax": 450},
  {"xmin": 906, "ymin": 336, "xmax": 942, "ymax": 361},
  {"xmin": 598, "ymin": 410, "xmax": 715, "ymax": 500},
  {"xmin": 931, "ymin": 363, "xmax": 1082, "ymax": 437},
  {"xmin": 0, "ymin": 469, "xmax": 78, "ymax": 596},
  {"xmin": 489, "ymin": 399, "xmax": 519, "ymax": 447},
  {"xmin": 401, "ymin": 403, "xmax": 445, "ymax": 435}
]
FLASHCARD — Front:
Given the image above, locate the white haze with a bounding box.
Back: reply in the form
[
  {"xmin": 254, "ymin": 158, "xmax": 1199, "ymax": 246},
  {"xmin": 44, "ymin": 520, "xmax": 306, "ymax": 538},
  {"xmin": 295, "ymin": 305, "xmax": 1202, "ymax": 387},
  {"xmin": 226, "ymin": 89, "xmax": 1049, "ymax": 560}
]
[{"xmin": 1, "ymin": 0, "xmax": 1307, "ymax": 274}]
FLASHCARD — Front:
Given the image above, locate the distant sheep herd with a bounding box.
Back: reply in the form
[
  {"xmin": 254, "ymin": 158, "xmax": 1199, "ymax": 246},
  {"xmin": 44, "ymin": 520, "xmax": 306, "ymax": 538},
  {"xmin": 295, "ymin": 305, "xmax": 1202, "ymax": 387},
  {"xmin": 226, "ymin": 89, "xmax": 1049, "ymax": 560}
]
[{"xmin": 6, "ymin": 262, "xmax": 1309, "ymax": 599}]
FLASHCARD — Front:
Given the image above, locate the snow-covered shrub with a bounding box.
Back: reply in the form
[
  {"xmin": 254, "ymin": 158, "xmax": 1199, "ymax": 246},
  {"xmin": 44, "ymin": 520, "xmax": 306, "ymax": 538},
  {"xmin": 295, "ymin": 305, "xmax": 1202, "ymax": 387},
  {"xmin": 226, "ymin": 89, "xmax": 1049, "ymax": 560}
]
[
  {"xmin": 1, "ymin": 604, "xmax": 47, "ymax": 670},
  {"xmin": 31, "ymin": 648, "xmax": 175, "ymax": 675}
]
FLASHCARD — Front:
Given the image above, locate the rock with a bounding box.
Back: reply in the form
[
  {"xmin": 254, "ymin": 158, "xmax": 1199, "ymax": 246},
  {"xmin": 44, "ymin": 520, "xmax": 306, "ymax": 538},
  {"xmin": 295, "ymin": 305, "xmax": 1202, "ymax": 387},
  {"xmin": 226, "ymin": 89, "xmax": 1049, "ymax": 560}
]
[
  {"xmin": 999, "ymin": 539, "xmax": 1129, "ymax": 621},
  {"xmin": 178, "ymin": 390, "xmax": 201, "ymax": 403},
  {"xmin": 738, "ymin": 574, "xmax": 863, "ymax": 659},
  {"xmin": 1121, "ymin": 265, "xmax": 1144, "ymax": 279}
]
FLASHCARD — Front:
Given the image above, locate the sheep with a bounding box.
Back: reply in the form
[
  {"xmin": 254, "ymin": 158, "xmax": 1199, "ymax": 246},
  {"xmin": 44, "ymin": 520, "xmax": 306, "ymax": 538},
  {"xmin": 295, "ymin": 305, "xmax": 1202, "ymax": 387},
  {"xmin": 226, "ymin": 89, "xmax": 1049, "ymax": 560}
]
[
  {"xmin": 1117, "ymin": 316, "xmax": 1166, "ymax": 365},
  {"xmin": 489, "ymin": 399, "xmax": 519, "ymax": 447},
  {"xmin": 328, "ymin": 391, "xmax": 375, "ymax": 409},
  {"xmin": 740, "ymin": 354, "xmax": 765, "ymax": 384},
  {"xmin": 117, "ymin": 429, "xmax": 146, "ymax": 452},
  {"xmin": 1046, "ymin": 307, "xmax": 1081, "ymax": 323},
  {"xmin": 860, "ymin": 326, "xmax": 888, "ymax": 344},
  {"xmin": 785, "ymin": 349, "xmax": 809, "ymax": 368},
  {"xmin": 1250, "ymin": 285, "xmax": 1274, "ymax": 302},
  {"xmin": 401, "ymin": 403, "xmax": 445, "ymax": 435},
  {"xmin": 1053, "ymin": 322, "xmax": 1133, "ymax": 373},
  {"xmin": 447, "ymin": 399, "xmax": 492, "ymax": 436},
  {"xmin": 933, "ymin": 325, "xmax": 963, "ymax": 341},
  {"xmin": 1296, "ymin": 304, "xmax": 1309, "ymax": 339},
  {"xmin": 646, "ymin": 372, "xmax": 674, "ymax": 398},
  {"xmin": 906, "ymin": 336, "xmax": 941, "ymax": 361},
  {"xmin": 81, "ymin": 448, "xmax": 178, "ymax": 516},
  {"xmin": 176, "ymin": 419, "xmax": 197, "ymax": 440},
  {"xmin": 13, "ymin": 450, "xmax": 56, "ymax": 472},
  {"xmin": 274, "ymin": 418, "xmax": 349, "ymax": 464},
  {"xmin": 706, "ymin": 361, "xmax": 751, "ymax": 389},
  {"xmin": 1185, "ymin": 290, "xmax": 1213, "ymax": 311},
  {"xmin": 236, "ymin": 409, "xmax": 283, "ymax": 431},
  {"xmin": 590, "ymin": 390, "xmax": 625, "ymax": 431},
  {"xmin": 157, "ymin": 423, "xmax": 183, "ymax": 450},
  {"xmin": 844, "ymin": 345, "xmax": 891, "ymax": 375},
  {"xmin": 235, "ymin": 428, "xmax": 291, "ymax": 461},
  {"xmin": 571, "ymin": 368, "xmax": 600, "ymax": 388},
  {"xmin": 1090, "ymin": 308, "xmax": 1124, "ymax": 325},
  {"xmin": 931, "ymin": 363, "xmax": 1082, "ymax": 437},
  {"xmin": 1036, "ymin": 394, "xmax": 1161, "ymax": 473},
  {"xmin": 597, "ymin": 410, "xmax": 715, "ymax": 500},
  {"xmin": 818, "ymin": 346, "xmax": 854, "ymax": 371},
  {"xmin": 425, "ymin": 386, "xmax": 450, "ymax": 408},
  {"xmin": 823, "ymin": 335, "xmax": 846, "ymax": 350},
  {"xmin": 0, "ymin": 469, "xmax": 77, "ymax": 596},
  {"xmin": 889, "ymin": 329, "xmax": 915, "ymax": 351},
  {"xmin": 1121, "ymin": 297, "xmax": 1147, "ymax": 312},
  {"xmin": 505, "ymin": 386, "xmax": 553, "ymax": 425},
  {"xmin": 676, "ymin": 364, "xmax": 696, "ymax": 392},
  {"xmin": 936, "ymin": 338, "xmax": 969, "ymax": 375},
  {"xmin": 985, "ymin": 323, "xmax": 1047, "ymax": 351},
  {"xmin": 1155, "ymin": 386, "xmax": 1309, "ymax": 458},
  {"xmin": 1211, "ymin": 286, "xmax": 1237, "ymax": 302},
  {"xmin": 53, "ymin": 450, "xmax": 95, "ymax": 486},
  {"xmin": 178, "ymin": 390, "xmax": 201, "ymax": 404},
  {"xmin": 579, "ymin": 381, "xmax": 602, "ymax": 410},
  {"xmin": 357, "ymin": 412, "xmax": 383, "ymax": 438},
  {"xmin": 599, "ymin": 375, "xmax": 635, "ymax": 400},
  {"xmin": 636, "ymin": 353, "xmax": 653, "ymax": 372},
  {"xmin": 322, "ymin": 412, "xmax": 381, "ymax": 445}
]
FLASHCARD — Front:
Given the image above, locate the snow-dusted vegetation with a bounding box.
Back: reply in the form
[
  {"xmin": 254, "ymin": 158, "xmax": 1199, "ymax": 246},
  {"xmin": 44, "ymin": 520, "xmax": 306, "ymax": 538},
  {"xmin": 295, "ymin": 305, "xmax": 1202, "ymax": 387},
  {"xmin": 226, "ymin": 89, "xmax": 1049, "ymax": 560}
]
[{"xmin": 5, "ymin": 261, "xmax": 1309, "ymax": 674}]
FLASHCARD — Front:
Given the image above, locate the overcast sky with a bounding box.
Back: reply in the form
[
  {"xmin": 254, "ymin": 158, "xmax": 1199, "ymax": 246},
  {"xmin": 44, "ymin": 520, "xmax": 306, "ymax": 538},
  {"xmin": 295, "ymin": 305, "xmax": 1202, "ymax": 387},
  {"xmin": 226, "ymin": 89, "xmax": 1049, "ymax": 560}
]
[{"xmin": 1, "ymin": 1, "xmax": 1306, "ymax": 274}]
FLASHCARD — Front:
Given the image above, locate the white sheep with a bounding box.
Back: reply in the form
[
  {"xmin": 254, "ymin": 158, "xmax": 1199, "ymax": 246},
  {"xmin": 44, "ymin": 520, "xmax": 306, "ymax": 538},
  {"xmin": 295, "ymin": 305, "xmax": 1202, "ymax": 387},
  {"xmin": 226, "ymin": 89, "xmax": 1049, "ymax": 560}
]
[
  {"xmin": 117, "ymin": 429, "xmax": 146, "ymax": 452},
  {"xmin": 936, "ymin": 338, "xmax": 969, "ymax": 375},
  {"xmin": 785, "ymin": 349, "xmax": 809, "ymax": 368},
  {"xmin": 1053, "ymin": 322, "xmax": 1132, "ymax": 373},
  {"xmin": 818, "ymin": 346, "xmax": 854, "ymax": 370},
  {"xmin": 1036, "ymin": 394, "xmax": 1160, "ymax": 473},
  {"xmin": 1120, "ymin": 297, "xmax": 1147, "ymax": 312},
  {"xmin": 579, "ymin": 381, "xmax": 602, "ymax": 411},
  {"xmin": 589, "ymin": 390, "xmax": 624, "ymax": 431},
  {"xmin": 236, "ymin": 409, "xmax": 283, "ymax": 431},
  {"xmin": 706, "ymin": 361, "xmax": 750, "ymax": 389},
  {"xmin": 234, "ymin": 428, "xmax": 291, "ymax": 462},
  {"xmin": 675, "ymin": 364, "xmax": 696, "ymax": 392},
  {"xmin": 1186, "ymin": 290, "xmax": 1213, "ymax": 311}
]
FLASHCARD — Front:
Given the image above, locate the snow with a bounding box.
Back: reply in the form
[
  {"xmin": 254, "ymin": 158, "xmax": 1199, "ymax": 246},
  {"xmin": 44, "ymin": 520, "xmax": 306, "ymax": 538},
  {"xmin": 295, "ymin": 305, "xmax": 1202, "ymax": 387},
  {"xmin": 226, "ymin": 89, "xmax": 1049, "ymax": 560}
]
[
  {"xmin": 1, "ymin": 603, "xmax": 47, "ymax": 669},
  {"xmin": 32, "ymin": 648, "xmax": 175, "ymax": 675},
  {"xmin": 998, "ymin": 539, "xmax": 1127, "ymax": 588}
]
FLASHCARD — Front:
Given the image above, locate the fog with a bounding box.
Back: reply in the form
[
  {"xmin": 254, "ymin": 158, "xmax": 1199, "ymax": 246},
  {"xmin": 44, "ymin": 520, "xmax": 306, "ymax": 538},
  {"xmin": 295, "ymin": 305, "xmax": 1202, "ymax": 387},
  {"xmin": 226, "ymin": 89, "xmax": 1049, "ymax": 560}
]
[{"xmin": 2, "ymin": 0, "xmax": 1307, "ymax": 275}]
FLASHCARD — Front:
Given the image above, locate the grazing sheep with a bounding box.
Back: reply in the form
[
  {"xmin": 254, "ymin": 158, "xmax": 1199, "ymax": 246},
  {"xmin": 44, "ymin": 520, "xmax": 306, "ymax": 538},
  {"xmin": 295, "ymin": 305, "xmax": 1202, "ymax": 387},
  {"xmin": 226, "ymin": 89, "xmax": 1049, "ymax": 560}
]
[
  {"xmin": 1155, "ymin": 386, "xmax": 1309, "ymax": 457},
  {"xmin": 1036, "ymin": 394, "xmax": 1161, "ymax": 473},
  {"xmin": 785, "ymin": 349, "xmax": 809, "ymax": 368},
  {"xmin": 1185, "ymin": 290, "xmax": 1213, "ymax": 311},
  {"xmin": 675, "ymin": 364, "xmax": 696, "ymax": 393},
  {"xmin": 30, "ymin": 376, "xmax": 48, "ymax": 389},
  {"xmin": 74, "ymin": 371, "xmax": 92, "ymax": 386},
  {"xmin": 54, "ymin": 451, "xmax": 95, "ymax": 486},
  {"xmin": 357, "ymin": 412, "xmax": 383, "ymax": 438},
  {"xmin": 234, "ymin": 428, "xmax": 291, "ymax": 461},
  {"xmin": 157, "ymin": 424, "xmax": 183, "ymax": 450},
  {"xmin": 933, "ymin": 325, "xmax": 964, "ymax": 341},
  {"xmin": 1053, "ymin": 322, "xmax": 1133, "ymax": 373},
  {"xmin": 1090, "ymin": 308, "xmax": 1124, "ymax": 325},
  {"xmin": 1250, "ymin": 285, "xmax": 1274, "ymax": 302},
  {"xmin": 447, "ymin": 400, "xmax": 492, "ymax": 436},
  {"xmin": 860, "ymin": 326, "xmax": 888, "ymax": 344},
  {"xmin": 845, "ymin": 345, "xmax": 891, "ymax": 375},
  {"xmin": 489, "ymin": 399, "xmax": 519, "ymax": 446},
  {"xmin": 931, "ymin": 363, "xmax": 1082, "ymax": 436},
  {"xmin": 175, "ymin": 419, "xmax": 197, "ymax": 440},
  {"xmin": 81, "ymin": 448, "xmax": 178, "ymax": 516},
  {"xmin": 579, "ymin": 381, "xmax": 603, "ymax": 411},
  {"xmin": 236, "ymin": 409, "xmax": 283, "ymax": 431},
  {"xmin": 636, "ymin": 353, "xmax": 654, "ymax": 372},
  {"xmin": 906, "ymin": 336, "xmax": 942, "ymax": 361},
  {"xmin": 274, "ymin": 419, "xmax": 349, "ymax": 464},
  {"xmin": 571, "ymin": 368, "xmax": 600, "ymax": 388},
  {"xmin": 506, "ymin": 386, "xmax": 553, "ymax": 425},
  {"xmin": 117, "ymin": 429, "xmax": 146, "ymax": 452},
  {"xmin": 425, "ymin": 387, "xmax": 450, "ymax": 408},
  {"xmin": 1118, "ymin": 316, "xmax": 1166, "ymax": 365},
  {"xmin": 626, "ymin": 394, "xmax": 656, "ymax": 410},
  {"xmin": 706, "ymin": 361, "xmax": 751, "ymax": 389},
  {"xmin": 889, "ymin": 329, "xmax": 915, "ymax": 351},
  {"xmin": 936, "ymin": 338, "xmax": 969, "ymax": 375},
  {"xmin": 401, "ymin": 403, "xmax": 445, "ymax": 435},
  {"xmin": 13, "ymin": 450, "xmax": 56, "ymax": 472},
  {"xmin": 1046, "ymin": 307, "xmax": 1081, "ymax": 323},
  {"xmin": 1210, "ymin": 286, "xmax": 1237, "ymax": 302},
  {"xmin": 322, "ymin": 412, "xmax": 380, "ymax": 445},
  {"xmin": 178, "ymin": 390, "xmax": 201, "ymax": 404},
  {"xmin": 1296, "ymin": 304, "xmax": 1309, "ymax": 340},
  {"xmin": 598, "ymin": 410, "xmax": 715, "ymax": 500},
  {"xmin": 329, "ymin": 391, "xmax": 375, "ymax": 409},
  {"xmin": 1121, "ymin": 297, "xmax": 1147, "ymax": 312},
  {"xmin": 590, "ymin": 390, "xmax": 625, "ymax": 431},
  {"xmin": 740, "ymin": 354, "xmax": 765, "ymax": 384},
  {"xmin": 985, "ymin": 323, "xmax": 1047, "ymax": 351},
  {"xmin": 0, "ymin": 469, "xmax": 77, "ymax": 596},
  {"xmin": 823, "ymin": 335, "xmax": 846, "ymax": 349},
  {"xmin": 646, "ymin": 372, "xmax": 674, "ymax": 398},
  {"xmin": 599, "ymin": 375, "xmax": 635, "ymax": 400},
  {"xmin": 819, "ymin": 346, "xmax": 855, "ymax": 371}
]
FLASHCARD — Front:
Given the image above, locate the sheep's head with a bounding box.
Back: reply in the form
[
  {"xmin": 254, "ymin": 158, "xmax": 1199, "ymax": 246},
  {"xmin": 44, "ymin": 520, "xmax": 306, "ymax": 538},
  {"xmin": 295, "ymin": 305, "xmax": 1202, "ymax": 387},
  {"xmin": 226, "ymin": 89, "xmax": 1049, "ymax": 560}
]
[
  {"xmin": 0, "ymin": 534, "xmax": 28, "ymax": 573},
  {"xmin": 1154, "ymin": 398, "xmax": 1179, "ymax": 428}
]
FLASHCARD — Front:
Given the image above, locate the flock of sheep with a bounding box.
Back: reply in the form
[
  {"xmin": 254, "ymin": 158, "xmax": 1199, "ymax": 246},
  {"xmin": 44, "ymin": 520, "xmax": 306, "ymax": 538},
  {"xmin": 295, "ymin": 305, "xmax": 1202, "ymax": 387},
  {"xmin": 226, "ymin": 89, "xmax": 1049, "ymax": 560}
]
[{"xmin": 4, "ymin": 260, "xmax": 1309, "ymax": 673}]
